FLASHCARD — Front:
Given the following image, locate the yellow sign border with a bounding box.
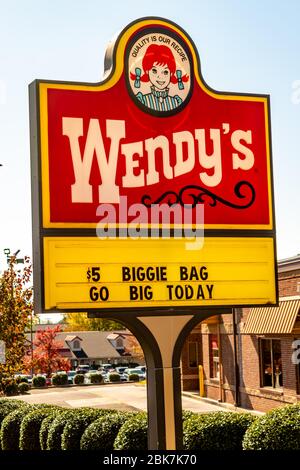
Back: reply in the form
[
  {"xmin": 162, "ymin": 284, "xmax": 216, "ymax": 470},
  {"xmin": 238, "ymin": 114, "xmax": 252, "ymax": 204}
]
[
  {"xmin": 43, "ymin": 236, "xmax": 277, "ymax": 311},
  {"xmin": 38, "ymin": 18, "xmax": 274, "ymax": 231}
]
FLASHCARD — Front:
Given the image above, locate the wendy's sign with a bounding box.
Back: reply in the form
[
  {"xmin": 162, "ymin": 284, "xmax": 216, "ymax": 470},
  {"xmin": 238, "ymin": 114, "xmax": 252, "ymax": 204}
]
[
  {"xmin": 30, "ymin": 17, "xmax": 277, "ymax": 313},
  {"xmin": 33, "ymin": 17, "xmax": 273, "ymax": 230}
]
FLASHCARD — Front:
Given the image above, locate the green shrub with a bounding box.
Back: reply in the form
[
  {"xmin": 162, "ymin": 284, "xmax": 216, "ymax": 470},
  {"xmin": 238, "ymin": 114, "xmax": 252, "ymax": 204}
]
[
  {"xmin": 1, "ymin": 378, "xmax": 19, "ymax": 396},
  {"xmin": 108, "ymin": 373, "xmax": 120, "ymax": 382},
  {"xmin": 47, "ymin": 409, "xmax": 79, "ymax": 450},
  {"xmin": 182, "ymin": 410, "xmax": 196, "ymax": 421},
  {"xmin": 61, "ymin": 408, "xmax": 115, "ymax": 450},
  {"xmin": 73, "ymin": 374, "xmax": 84, "ymax": 385},
  {"xmin": 32, "ymin": 375, "xmax": 46, "ymax": 387},
  {"xmin": 18, "ymin": 382, "xmax": 30, "ymax": 394},
  {"xmin": 19, "ymin": 408, "xmax": 59, "ymax": 450},
  {"xmin": 81, "ymin": 411, "xmax": 132, "ymax": 450},
  {"xmin": 90, "ymin": 373, "xmax": 103, "ymax": 384},
  {"xmin": 128, "ymin": 373, "xmax": 139, "ymax": 382},
  {"xmin": 1, "ymin": 405, "xmax": 34, "ymax": 450},
  {"xmin": 40, "ymin": 412, "xmax": 61, "ymax": 450},
  {"xmin": 243, "ymin": 404, "xmax": 300, "ymax": 450},
  {"xmin": 183, "ymin": 411, "xmax": 255, "ymax": 450},
  {"xmin": 15, "ymin": 376, "xmax": 29, "ymax": 384},
  {"xmin": 114, "ymin": 412, "xmax": 148, "ymax": 450},
  {"xmin": 52, "ymin": 373, "xmax": 68, "ymax": 386},
  {"xmin": 0, "ymin": 399, "xmax": 27, "ymax": 431}
]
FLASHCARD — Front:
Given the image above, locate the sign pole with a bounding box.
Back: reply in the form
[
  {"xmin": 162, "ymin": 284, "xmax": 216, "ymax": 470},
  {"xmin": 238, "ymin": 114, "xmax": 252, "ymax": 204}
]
[{"xmin": 90, "ymin": 309, "xmax": 231, "ymax": 449}]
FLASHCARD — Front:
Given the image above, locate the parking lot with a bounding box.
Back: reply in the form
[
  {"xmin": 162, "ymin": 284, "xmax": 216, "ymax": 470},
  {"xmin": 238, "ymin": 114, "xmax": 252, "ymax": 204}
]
[{"xmin": 9, "ymin": 383, "xmax": 226, "ymax": 413}]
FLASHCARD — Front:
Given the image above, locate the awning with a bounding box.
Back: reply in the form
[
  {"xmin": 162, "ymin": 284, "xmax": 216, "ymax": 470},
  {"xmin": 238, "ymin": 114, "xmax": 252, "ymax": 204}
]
[{"xmin": 243, "ymin": 297, "xmax": 300, "ymax": 334}]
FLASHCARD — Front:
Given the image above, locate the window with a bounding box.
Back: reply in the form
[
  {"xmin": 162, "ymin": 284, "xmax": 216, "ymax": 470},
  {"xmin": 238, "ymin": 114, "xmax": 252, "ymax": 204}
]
[
  {"xmin": 72, "ymin": 340, "xmax": 80, "ymax": 350},
  {"xmin": 209, "ymin": 334, "xmax": 220, "ymax": 380},
  {"xmin": 116, "ymin": 338, "xmax": 123, "ymax": 348},
  {"xmin": 260, "ymin": 338, "xmax": 283, "ymax": 388},
  {"xmin": 188, "ymin": 342, "xmax": 198, "ymax": 368}
]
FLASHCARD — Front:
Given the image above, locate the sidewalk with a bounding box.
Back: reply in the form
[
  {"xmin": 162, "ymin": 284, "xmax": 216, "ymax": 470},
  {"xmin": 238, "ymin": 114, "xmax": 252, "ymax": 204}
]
[{"xmin": 181, "ymin": 390, "xmax": 265, "ymax": 416}]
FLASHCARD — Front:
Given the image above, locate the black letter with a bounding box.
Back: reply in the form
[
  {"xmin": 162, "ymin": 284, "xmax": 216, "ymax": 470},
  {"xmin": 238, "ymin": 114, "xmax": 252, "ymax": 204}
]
[
  {"xmin": 206, "ymin": 284, "xmax": 214, "ymax": 299},
  {"xmin": 180, "ymin": 266, "xmax": 188, "ymax": 280},
  {"xmin": 129, "ymin": 286, "xmax": 139, "ymax": 300},
  {"xmin": 122, "ymin": 267, "xmax": 131, "ymax": 281},
  {"xmin": 89, "ymin": 286, "xmax": 98, "ymax": 302},
  {"xmin": 166, "ymin": 285, "xmax": 174, "ymax": 299}
]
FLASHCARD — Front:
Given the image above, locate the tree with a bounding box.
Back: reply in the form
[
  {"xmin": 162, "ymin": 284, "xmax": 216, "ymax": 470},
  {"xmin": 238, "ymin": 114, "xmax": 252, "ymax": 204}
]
[
  {"xmin": 63, "ymin": 312, "xmax": 124, "ymax": 332},
  {"xmin": 0, "ymin": 255, "xmax": 33, "ymax": 392},
  {"xmin": 124, "ymin": 334, "xmax": 144, "ymax": 362},
  {"xmin": 24, "ymin": 325, "xmax": 70, "ymax": 377}
]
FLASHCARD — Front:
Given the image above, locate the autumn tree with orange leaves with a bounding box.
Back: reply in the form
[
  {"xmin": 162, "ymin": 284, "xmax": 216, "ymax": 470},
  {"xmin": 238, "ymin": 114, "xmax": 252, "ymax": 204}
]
[
  {"xmin": 124, "ymin": 334, "xmax": 144, "ymax": 362},
  {"xmin": 24, "ymin": 325, "xmax": 70, "ymax": 377},
  {"xmin": 0, "ymin": 254, "xmax": 33, "ymax": 392}
]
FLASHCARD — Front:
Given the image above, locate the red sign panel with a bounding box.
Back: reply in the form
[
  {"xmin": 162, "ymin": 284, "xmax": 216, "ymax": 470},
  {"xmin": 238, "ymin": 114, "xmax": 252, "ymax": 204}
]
[{"xmin": 38, "ymin": 18, "xmax": 273, "ymax": 230}]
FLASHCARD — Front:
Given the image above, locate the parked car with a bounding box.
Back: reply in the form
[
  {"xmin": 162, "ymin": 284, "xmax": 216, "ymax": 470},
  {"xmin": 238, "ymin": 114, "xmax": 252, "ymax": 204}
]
[
  {"xmin": 67, "ymin": 370, "xmax": 77, "ymax": 384},
  {"xmin": 84, "ymin": 370, "xmax": 101, "ymax": 384},
  {"xmin": 99, "ymin": 364, "xmax": 115, "ymax": 373},
  {"xmin": 114, "ymin": 367, "xmax": 128, "ymax": 382},
  {"xmin": 14, "ymin": 374, "xmax": 33, "ymax": 384},
  {"xmin": 135, "ymin": 366, "xmax": 146, "ymax": 374},
  {"xmin": 75, "ymin": 365, "xmax": 90, "ymax": 374},
  {"xmin": 123, "ymin": 368, "xmax": 146, "ymax": 381}
]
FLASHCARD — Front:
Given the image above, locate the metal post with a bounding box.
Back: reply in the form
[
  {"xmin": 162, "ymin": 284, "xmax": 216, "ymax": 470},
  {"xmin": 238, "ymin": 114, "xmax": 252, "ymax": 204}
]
[
  {"xmin": 89, "ymin": 309, "xmax": 232, "ymax": 449},
  {"xmin": 232, "ymin": 308, "xmax": 240, "ymax": 407}
]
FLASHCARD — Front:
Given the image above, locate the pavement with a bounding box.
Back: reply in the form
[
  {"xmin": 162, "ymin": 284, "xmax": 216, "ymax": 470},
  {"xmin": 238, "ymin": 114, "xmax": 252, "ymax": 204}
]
[{"xmin": 7, "ymin": 383, "xmax": 232, "ymax": 413}]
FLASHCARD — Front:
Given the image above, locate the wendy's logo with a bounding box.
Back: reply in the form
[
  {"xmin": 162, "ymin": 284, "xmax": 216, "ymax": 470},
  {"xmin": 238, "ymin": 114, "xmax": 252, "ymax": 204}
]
[{"xmin": 126, "ymin": 31, "xmax": 193, "ymax": 116}]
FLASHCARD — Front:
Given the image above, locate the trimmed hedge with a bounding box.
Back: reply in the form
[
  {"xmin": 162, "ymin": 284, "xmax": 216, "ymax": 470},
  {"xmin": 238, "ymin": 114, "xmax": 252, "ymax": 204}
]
[
  {"xmin": 47, "ymin": 409, "xmax": 80, "ymax": 450},
  {"xmin": 40, "ymin": 412, "xmax": 61, "ymax": 450},
  {"xmin": 90, "ymin": 373, "xmax": 103, "ymax": 384},
  {"xmin": 19, "ymin": 407, "xmax": 60, "ymax": 450},
  {"xmin": 52, "ymin": 374, "xmax": 68, "ymax": 386},
  {"xmin": 15, "ymin": 376, "xmax": 29, "ymax": 384},
  {"xmin": 182, "ymin": 410, "xmax": 196, "ymax": 421},
  {"xmin": 61, "ymin": 408, "xmax": 115, "ymax": 450},
  {"xmin": 243, "ymin": 404, "xmax": 300, "ymax": 450},
  {"xmin": 108, "ymin": 373, "xmax": 120, "ymax": 383},
  {"xmin": 114, "ymin": 412, "xmax": 148, "ymax": 450},
  {"xmin": 18, "ymin": 382, "xmax": 30, "ymax": 394},
  {"xmin": 32, "ymin": 375, "xmax": 46, "ymax": 387},
  {"xmin": 73, "ymin": 374, "xmax": 84, "ymax": 385},
  {"xmin": 1, "ymin": 378, "xmax": 19, "ymax": 396},
  {"xmin": 0, "ymin": 399, "xmax": 27, "ymax": 442},
  {"xmin": 1, "ymin": 405, "xmax": 35, "ymax": 450},
  {"xmin": 80, "ymin": 411, "xmax": 131, "ymax": 450},
  {"xmin": 183, "ymin": 411, "xmax": 255, "ymax": 450},
  {"xmin": 128, "ymin": 373, "xmax": 140, "ymax": 382}
]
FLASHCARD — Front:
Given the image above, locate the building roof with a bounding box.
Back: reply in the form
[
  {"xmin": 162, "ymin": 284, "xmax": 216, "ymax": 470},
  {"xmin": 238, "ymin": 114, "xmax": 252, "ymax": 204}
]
[
  {"xmin": 26, "ymin": 330, "xmax": 126, "ymax": 360},
  {"xmin": 65, "ymin": 335, "xmax": 82, "ymax": 342},
  {"xmin": 57, "ymin": 331, "xmax": 123, "ymax": 359},
  {"xmin": 278, "ymin": 254, "xmax": 300, "ymax": 273},
  {"xmin": 243, "ymin": 297, "xmax": 300, "ymax": 334},
  {"xmin": 106, "ymin": 333, "xmax": 124, "ymax": 341}
]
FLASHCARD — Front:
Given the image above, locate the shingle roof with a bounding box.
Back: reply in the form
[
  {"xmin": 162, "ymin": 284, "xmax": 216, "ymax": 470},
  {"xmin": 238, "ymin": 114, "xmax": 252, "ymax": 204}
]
[
  {"xmin": 65, "ymin": 335, "xmax": 82, "ymax": 342},
  {"xmin": 56, "ymin": 331, "xmax": 123, "ymax": 359}
]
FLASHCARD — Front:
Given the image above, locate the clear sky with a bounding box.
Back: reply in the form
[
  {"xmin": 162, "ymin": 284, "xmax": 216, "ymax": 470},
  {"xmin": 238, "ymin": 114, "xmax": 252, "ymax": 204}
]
[{"xmin": 0, "ymin": 0, "xmax": 299, "ymax": 274}]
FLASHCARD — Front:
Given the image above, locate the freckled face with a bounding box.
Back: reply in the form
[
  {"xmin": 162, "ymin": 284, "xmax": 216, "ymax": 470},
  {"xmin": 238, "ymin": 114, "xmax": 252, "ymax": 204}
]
[{"xmin": 148, "ymin": 63, "xmax": 171, "ymax": 90}]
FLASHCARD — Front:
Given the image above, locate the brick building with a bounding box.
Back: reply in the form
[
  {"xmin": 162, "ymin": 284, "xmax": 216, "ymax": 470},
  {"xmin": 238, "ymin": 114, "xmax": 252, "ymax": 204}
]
[{"xmin": 181, "ymin": 254, "xmax": 300, "ymax": 412}]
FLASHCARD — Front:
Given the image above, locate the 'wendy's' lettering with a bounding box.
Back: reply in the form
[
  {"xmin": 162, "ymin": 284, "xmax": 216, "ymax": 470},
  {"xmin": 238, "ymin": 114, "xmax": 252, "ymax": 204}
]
[{"xmin": 62, "ymin": 117, "xmax": 255, "ymax": 204}]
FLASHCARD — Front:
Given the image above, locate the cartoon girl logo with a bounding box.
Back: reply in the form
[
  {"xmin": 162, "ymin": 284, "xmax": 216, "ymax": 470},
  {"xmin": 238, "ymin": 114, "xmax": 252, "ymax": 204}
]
[{"xmin": 127, "ymin": 33, "xmax": 192, "ymax": 115}]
